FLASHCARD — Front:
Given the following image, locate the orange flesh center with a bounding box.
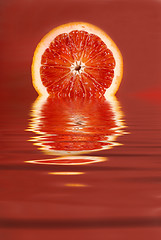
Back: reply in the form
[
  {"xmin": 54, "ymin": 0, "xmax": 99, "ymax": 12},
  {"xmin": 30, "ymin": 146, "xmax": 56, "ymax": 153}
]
[{"xmin": 40, "ymin": 30, "xmax": 116, "ymax": 97}]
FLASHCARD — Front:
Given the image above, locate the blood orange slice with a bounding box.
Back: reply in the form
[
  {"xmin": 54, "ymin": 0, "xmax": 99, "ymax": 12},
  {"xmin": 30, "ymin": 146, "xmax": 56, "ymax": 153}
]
[{"xmin": 32, "ymin": 22, "xmax": 123, "ymax": 98}]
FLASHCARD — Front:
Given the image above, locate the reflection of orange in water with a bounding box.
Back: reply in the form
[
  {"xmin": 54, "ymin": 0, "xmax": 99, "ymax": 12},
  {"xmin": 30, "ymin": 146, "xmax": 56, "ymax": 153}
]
[
  {"xmin": 27, "ymin": 96, "xmax": 125, "ymax": 155},
  {"xmin": 26, "ymin": 156, "xmax": 106, "ymax": 165}
]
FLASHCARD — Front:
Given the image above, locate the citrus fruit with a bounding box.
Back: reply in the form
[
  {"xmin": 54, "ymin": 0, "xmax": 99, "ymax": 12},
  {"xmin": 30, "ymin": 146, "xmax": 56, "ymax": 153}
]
[
  {"xmin": 32, "ymin": 22, "xmax": 123, "ymax": 98},
  {"xmin": 28, "ymin": 96, "xmax": 125, "ymax": 155}
]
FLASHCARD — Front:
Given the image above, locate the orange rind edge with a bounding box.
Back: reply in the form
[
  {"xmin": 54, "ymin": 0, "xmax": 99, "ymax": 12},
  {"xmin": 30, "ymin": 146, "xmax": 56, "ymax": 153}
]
[{"xmin": 31, "ymin": 22, "xmax": 123, "ymax": 98}]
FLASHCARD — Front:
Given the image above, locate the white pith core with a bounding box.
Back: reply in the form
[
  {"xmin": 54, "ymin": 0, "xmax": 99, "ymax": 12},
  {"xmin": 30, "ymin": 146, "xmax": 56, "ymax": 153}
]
[{"xmin": 71, "ymin": 61, "xmax": 85, "ymax": 75}]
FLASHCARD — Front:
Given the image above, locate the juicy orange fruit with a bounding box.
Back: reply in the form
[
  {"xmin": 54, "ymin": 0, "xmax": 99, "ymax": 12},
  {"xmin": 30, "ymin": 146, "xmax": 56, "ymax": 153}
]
[{"xmin": 32, "ymin": 22, "xmax": 123, "ymax": 98}]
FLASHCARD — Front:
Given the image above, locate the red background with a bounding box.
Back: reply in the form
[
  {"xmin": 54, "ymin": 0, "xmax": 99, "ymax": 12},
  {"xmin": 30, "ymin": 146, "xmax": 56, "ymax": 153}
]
[
  {"xmin": 0, "ymin": 1, "xmax": 161, "ymax": 240},
  {"xmin": 1, "ymin": 0, "xmax": 161, "ymax": 102}
]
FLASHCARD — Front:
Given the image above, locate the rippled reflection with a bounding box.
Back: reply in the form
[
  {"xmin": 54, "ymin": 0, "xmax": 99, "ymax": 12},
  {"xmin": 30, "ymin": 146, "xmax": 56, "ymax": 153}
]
[
  {"xmin": 27, "ymin": 96, "xmax": 125, "ymax": 158},
  {"xmin": 26, "ymin": 156, "xmax": 106, "ymax": 165},
  {"xmin": 48, "ymin": 172, "xmax": 85, "ymax": 175}
]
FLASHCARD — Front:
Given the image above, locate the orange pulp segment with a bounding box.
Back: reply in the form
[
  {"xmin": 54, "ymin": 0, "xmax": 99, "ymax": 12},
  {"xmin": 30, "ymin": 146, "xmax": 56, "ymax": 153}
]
[{"xmin": 32, "ymin": 22, "xmax": 123, "ymax": 98}]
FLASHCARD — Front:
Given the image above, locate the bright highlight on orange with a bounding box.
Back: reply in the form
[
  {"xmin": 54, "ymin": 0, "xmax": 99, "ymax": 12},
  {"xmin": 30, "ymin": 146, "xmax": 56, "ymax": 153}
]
[{"xmin": 32, "ymin": 22, "xmax": 123, "ymax": 98}]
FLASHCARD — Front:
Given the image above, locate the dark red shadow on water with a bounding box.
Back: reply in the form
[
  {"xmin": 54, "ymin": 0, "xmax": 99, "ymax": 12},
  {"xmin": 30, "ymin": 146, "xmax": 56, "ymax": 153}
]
[{"xmin": 1, "ymin": 216, "xmax": 161, "ymax": 229}]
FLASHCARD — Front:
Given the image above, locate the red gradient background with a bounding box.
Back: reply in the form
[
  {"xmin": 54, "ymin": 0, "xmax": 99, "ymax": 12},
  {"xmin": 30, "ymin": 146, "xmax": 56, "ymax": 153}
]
[
  {"xmin": 0, "ymin": 1, "xmax": 161, "ymax": 240},
  {"xmin": 1, "ymin": 0, "xmax": 161, "ymax": 102}
]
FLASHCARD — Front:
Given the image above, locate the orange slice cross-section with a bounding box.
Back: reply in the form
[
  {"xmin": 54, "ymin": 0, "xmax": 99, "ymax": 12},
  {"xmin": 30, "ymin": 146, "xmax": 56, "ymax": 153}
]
[{"xmin": 32, "ymin": 22, "xmax": 123, "ymax": 98}]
